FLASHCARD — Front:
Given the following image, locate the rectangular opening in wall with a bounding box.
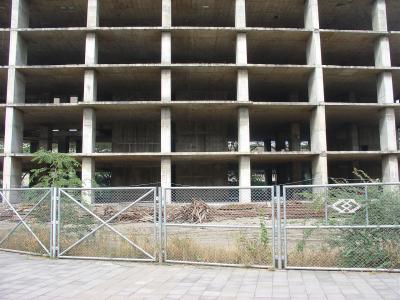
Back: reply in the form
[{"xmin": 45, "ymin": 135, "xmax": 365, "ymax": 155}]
[
  {"xmin": 98, "ymin": 29, "xmax": 161, "ymax": 64},
  {"xmin": 97, "ymin": 68, "xmax": 161, "ymax": 101},
  {"xmin": 96, "ymin": 160, "xmax": 161, "ymax": 187},
  {"xmin": 0, "ymin": 31, "xmax": 9, "ymax": 66},
  {"xmin": 172, "ymin": 29, "xmax": 235, "ymax": 63},
  {"xmin": 172, "ymin": 0, "xmax": 235, "ymax": 27},
  {"xmin": 172, "ymin": 160, "xmax": 238, "ymax": 186},
  {"xmin": 29, "ymin": 0, "xmax": 87, "ymax": 28},
  {"xmin": 246, "ymin": 0, "xmax": 305, "ymax": 28},
  {"xmin": 22, "ymin": 30, "xmax": 85, "ymax": 65},
  {"xmin": 323, "ymin": 68, "xmax": 378, "ymax": 103},
  {"xmin": 248, "ymin": 67, "xmax": 311, "ymax": 102},
  {"xmin": 390, "ymin": 34, "xmax": 400, "ymax": 67},
  {"xmin": 0, "ymin": 69, "xmax": 7, "ymax": 103},
  {"xmin": 23, "ymin": 68, "xmax": 84, "ymax": 103},
  {"xmin": 247, "ymin": 30, "xmax": 309, "ymax": 65},
  {"xmin": 172, "ymin": 67, "xmax": 236, "ymax": 101},
  {"xmin": 251, "ymin": 161, "xmax": 312, "ymax": 185},
  {"xmin": 99, "ymin": 0, "xmax": 162, "ymax": 27},
  {"xmin": 321, "ymin": 31, "xmax": 376, "ymax": 66},
  {"xmin": 387, "ymin": 0, "xmax": 400, "ymax": 31},
  {"xmin": 319, "ymin": 0, "xmax": 373, "ymax": 30},
  {"xmin": 172, "ymin": 107, "xmax": 237, "ymax": 152},
  {"xmin": 96, "ymin": 108, "xmax": 160, "ymax": 153},
  {"xmin": 0, "ymin": 1, "xmax": 11, "ymax": 28},
  {"xmin": 250, "ymin": 108, "xmax": 311, "ymax": 153},
  {"xmin": 328, "ymin": 160, "xmax": 382, "ymax": 183},
  {"xmin": 326, "ymin": 107, "xmax": 380, "ymax": 151}
]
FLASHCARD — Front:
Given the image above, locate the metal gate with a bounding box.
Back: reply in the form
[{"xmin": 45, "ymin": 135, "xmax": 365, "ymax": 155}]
[
  {"xmin": 282, "ymin": 183, "xmax": 400, "ymax": 272},
  {"xmin": 0, "ymin": 188, "xmax": 54, "ymax": 257},
  {"xmin": 161, "ymin": 186, "xmax": 275, "ymax": 267},
  {"xmin": 57, "ymin": 187, "xmax": 159, "ymax": 261}
]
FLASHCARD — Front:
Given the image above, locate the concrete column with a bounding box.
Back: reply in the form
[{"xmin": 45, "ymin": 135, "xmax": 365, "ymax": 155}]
[
  {"xmin": 235, "ymin": 1, "xmax": 251, "ymax": 198},
  {"xmin": 3, "ymin": 0, "xmax": 29, "ymax": 190},
  {"xmin": 305, "ymin": 0, "xmax": 328, "ymax": 185},
  {"xmin": 39, "ymin": 126, "xmax": 49, "ymax": 150},
  {"xmin": 350, "ymin": 124, "xmax": 359, "ymax": 151},
  {"xmin": 161, "ymin": 0, "xmax": 172, "ymax": 196},
  {"xmin": 290, "ymin": 123, "xmax": 301, "ymax": 151},
  {"xmin": 372, "ymin": 0, "xmax": 399, "ymax": 182},
  {"xmin": 87, "ymin": 0, "xmax": 99, "ymax": 28},
  {"xmin": 81, "ymin": 1, "xmax": 99, "ymax": 190},
  {"xmin": 238, "ymin": 107, "xmax": 250, "ymax": 201}
]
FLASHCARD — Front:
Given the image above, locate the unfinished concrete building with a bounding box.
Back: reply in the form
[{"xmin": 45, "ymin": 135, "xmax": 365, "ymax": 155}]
[{"xmin": 1, "ymin": 0, "xmax": 400, "ymax": 189}]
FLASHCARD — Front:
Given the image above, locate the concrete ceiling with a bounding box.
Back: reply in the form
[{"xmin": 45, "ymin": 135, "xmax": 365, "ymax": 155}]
[
  {"xmin": 248, "ymin": 66, "xmax": 312, "ymax": 102},
  {"xmin": 97, "ymin": 29, "xmax": 161, "ymax": 64},
  {"xmin": 320, "ymin": 31, "xmax": 377, "ymax": 66},
  {"xmin": 246, "ymin": 0, "xmax": 305, "ymax": 28},
  {"xmin": 172, "ymin": 29, "xmax": 236, "ymax": 63},
  {"xmin": 325, "ymin": 105, "xmax": 381, "ymax": 124},
  {"xmin": 390, "ymin": 34, "xmax": 400, "ymax": 67},
  {"xmin": 29, "ymin": 0, "xmax": 87, "ymax": 28},
  {"xmin": 247, "ymin": 30, "xmax": 310, "ymax": 64},
  {"xmin": 0, "ymin": 30, "xmax": 9, "ymax": 66},
  {"xmin": 171, "ymin": 67, "xmax": 237, "ymax": 101},
  {"xmin": 172, "ymin": 0, "xmax": 235, "ymax": 27},
  {"xmin": 392, "ymin": 70, "xmax": 400, "ymax": 101},
  {"xmin": 18, "ymin": 67, "xmax": 85, "ymax": 102},
  {"xmin": 319, "ymin": 0, "xmax": 373, "ymax": 30},
  {"xmin": 323, "ymin": 67, "xmax": 379, "ymax": 102},
  {"xmin": 96, "ymin": 67, "xmax": 161, "ymax": 101},
  {"xmin": 0, "ymin": 68, "xmax": 7, "ymax": 103},
  {"xmin": 0, "ymin": 1, "xmax": 11, "ymax": 28},
  {"xmin": 20, "ymin": 30, "xmax": 86, "ymax": 65},
  {"xmin": 387, "ymin": 0, "xmax": 400, "ymax": 31},
  {"xmin": 99, "ymin": 0, "xmax": 162, "ymax": 27}
]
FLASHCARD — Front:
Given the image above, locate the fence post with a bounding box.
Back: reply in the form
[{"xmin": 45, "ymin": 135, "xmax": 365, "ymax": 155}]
[
  {"xmin": 50, "ymin": 187, "xmax": 59, "ymax": 258},
  {"xmin": 158, "ymin": 187, "xmax": 164, "ymax": 263}
]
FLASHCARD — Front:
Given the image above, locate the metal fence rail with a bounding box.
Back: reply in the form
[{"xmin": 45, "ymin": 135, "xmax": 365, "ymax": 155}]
[
  {"xmin": 162, "ymin": 186, "xmax": 275, "ymax": 267},
  {"xmin": 283, "ymin": 183, "xmax": 400, "ymax": 272},
  {"xmin": 0, "ymin": 188, "xmax": 53, "ymax": 257},
  {"xmin": 57, "ymin": 187, "xmax": 159, "ymax": 262}
]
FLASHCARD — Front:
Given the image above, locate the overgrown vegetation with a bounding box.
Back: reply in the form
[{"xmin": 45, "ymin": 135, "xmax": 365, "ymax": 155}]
[{"xmin": 290, "ymin": 169, "xmax": 400, "ymax": 269}]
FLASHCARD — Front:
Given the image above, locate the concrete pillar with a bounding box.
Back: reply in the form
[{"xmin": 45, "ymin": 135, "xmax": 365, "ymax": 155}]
[
  {"xmin": 290, "ymin": 123, "xmax": 301, "ymax": 151},
  {"xmin": 372, "ymin": 0, "xmax": 399, "ymax": 182},
  {"xmin": 351, "ymin": 125, "xmax": 359, "ymax": 151},
  {"xmin": 238, "ymin": 107, "xmax": 250, "ymax": 201},
  {"xmin": 38, "ymin": 126, "xmax": 49, "ymax": 150},
  {"xmin": 161, "ymin": 0, "xmax": 172, "ymax": 196},
  {"xmin": 87, "ymin": 0, "xmax": 99, "ymax": 28},
  {"xmin": 2, "ymin": 0, "xmax": 28, "ymax": 190},
  {"xmin": 305, "ymin": 0, "xmax": 328, "ymax": 185},
  {"xmin": 81, "ymin": 1, "xmax": 99, "ymax": 190},
  {"xmin": 235, "ymin": 1, "xmax": 251, "ymax": 199}
]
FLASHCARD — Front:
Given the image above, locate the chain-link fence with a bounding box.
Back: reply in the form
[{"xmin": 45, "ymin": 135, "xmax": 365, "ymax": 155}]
[
  {"xmin": 283, "ymin": 183, "xmax": 400, "ymax": 271},
  {"xmin": 57, "ymin": 187, "xmax": 159, "ymax": 261},
  {"xmin": 162, "ymin": 186, "xmax": 275, "ymax": 267},
  {"xmin": 0, "ymin": 188, "xmax": 53, "ymax": 256}
]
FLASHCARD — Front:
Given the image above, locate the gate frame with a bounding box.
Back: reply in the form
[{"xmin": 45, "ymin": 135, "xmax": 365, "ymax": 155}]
[
  {"xmin": 55, "ymin": 187, "xmax": 159, "ymax": 262},
  {"xmin": 161, "ymin": 186, "xmax": 276, "ymax": 268},
  {"xmin": 282, "ymin": 182, "xmax": 400, "ymax": 272},
  {"xmin": 0, "ymin": 188, "xmax": 53, "ymax": 257}
]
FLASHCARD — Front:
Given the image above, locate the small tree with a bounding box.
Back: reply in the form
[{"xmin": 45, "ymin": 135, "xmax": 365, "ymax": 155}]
[{"xmin": 30, "ymin": 150, "xmax": 82, "ymax": 188}]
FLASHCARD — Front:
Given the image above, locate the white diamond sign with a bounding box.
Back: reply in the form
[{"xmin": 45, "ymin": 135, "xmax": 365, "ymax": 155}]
[{"xmin": 332, "ymin": 198, "xmax": 361, "ymax": 214}]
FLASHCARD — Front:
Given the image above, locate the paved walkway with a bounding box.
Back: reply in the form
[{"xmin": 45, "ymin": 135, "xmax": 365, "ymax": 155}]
[{"xmin": 0, "ymin": 252, "xmax": 398, "ymax": 300}]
